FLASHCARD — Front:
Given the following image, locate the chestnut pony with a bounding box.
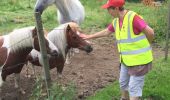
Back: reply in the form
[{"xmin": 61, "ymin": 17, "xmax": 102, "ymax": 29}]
[
  {"xmin": 35, "ymin": 0, "xmax": 85, "ymax": 64},
  {"xmin": 0, "ymin": 26, "xmax": 58, "ymax": 94},
  {"xmin": 27, "ymin": 22, "xmax": 93, "ymax": 78}
]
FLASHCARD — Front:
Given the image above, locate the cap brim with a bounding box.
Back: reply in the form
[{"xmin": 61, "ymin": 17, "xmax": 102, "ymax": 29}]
[{"xmin": 101, "ymin": 4, "xmax": 110, "ymax": 9}]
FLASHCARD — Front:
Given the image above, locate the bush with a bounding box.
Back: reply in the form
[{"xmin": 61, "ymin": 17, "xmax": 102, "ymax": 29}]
[{"xmin": 30, "ymin": 78, "xmax": 77, "ymax": 100}]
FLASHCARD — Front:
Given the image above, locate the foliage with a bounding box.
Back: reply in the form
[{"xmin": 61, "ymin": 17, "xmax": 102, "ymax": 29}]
[
  {"xmin": 87, "ymin": 58, "xmax": 170, "ymax": 100},
  {"xmin": 47, "ymin": 82, "xmax": 76, "ymax": 100},
  {"xmin": 0, "ymin": 0, "xmax": 169, "ymax": 99},
  {"xmin": 142, "ymin": 58, "xmax": 170, "ymax": 100},
  {"xmin": 30, "ymin": 78, "xmax": 76, "ymax": 100},
  {"xmin": 86, "ymin": 81, "xmax": 120, "ymax": 100},
  {"xmin": 126, "ymin": 3, "xmax": 168, "ymax": 43},
  {"xmin": 0, "ymin": 0, "xmax": 168, "ymax": 43},
  {"xmin": 30, "ymin": 78, "xmax": 43, "ymax": 100}
]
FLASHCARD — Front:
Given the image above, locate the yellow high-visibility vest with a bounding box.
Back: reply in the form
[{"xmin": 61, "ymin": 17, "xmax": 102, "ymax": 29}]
[{"xmin": 112, "ymin": 11, "xmax": 153, "ymax": 66}]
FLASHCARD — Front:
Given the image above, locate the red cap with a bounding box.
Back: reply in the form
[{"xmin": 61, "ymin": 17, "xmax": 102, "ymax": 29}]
[{"xmin": 102, "ymin": 0, "xmax": 125, "ymax": 9}]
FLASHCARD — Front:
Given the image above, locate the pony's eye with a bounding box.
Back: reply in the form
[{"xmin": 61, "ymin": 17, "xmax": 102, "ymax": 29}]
[{"xmin": 73, "ymin": 35, "xmax": 77, "ymax": 39}]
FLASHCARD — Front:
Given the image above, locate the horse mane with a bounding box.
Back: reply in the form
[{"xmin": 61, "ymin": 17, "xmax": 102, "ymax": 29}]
[
  {"xmin": 47, "ymin": 24, "xmax": 67, "ymax": 59},
  {"xmin": 8, "ymin": 26, "xmax": 35, "ymax": 53}
]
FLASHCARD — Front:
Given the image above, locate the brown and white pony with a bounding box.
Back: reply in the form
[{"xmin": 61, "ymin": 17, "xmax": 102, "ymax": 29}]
[
  {"xmin": 27, "ymin": 22, "xmax": 93, "ymax": 78},
  {"xmin": 35, "ymin": 0, "xmax": 85, "ymax": 64},
  {"xmin": 0, "ymin": 26, "xmax": 58, "ymax": 93}
]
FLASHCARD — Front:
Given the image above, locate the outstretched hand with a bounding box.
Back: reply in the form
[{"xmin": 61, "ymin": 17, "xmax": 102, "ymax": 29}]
[{"xmin": 79, "ymin": 33, "xmax": 90, "ymax": 40}]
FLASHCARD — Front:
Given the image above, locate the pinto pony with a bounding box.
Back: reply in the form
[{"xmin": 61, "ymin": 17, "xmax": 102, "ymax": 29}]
[
  {"xmin": 35, "ymin": 0, "xmax": 85, "ymax": 64},
  {"xmin": 0, "ymin": 26, "xmax": 58, "ymax": 93},
  {"xmin": 27, "ymin": 22, "xmax": 93, "ymax": 78}
]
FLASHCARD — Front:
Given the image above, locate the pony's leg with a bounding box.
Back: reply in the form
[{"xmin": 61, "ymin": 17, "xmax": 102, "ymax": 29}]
[
  {"xmin": 0, "ymin": 71, "xmax": 3, "ymax": 88},
  {"xmin": 73, "ymin": 48, "xmax": 79, "ymax": 54},
  {"xmin": 14, "ymin": 64, "xmax": 25, "ymax": 94},
  {"xmin": 14, "ymin": 74, "xmax": 26, "ymax": 94},
  {"xmin": 14, "ymin": 73, "xmax": 19, "ymax": 88},
  {"xmin": 30, "ymin": 64, "xmax": 38, "ymax": 79},
  {"xmin": 0, "ymin": 88, "xmax": 3, "ymax": 100},
  {"xmin": 65, "ymin": 49, "xmax": 72, "ymax": 64},
  {"xmin": 56, "ymin": 63, "xmax": 64, "ymax": 79}
]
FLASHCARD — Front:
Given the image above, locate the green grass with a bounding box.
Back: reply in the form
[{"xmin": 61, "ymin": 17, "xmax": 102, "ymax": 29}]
[
  {"xmin": 30, "ymin": 78, "xmax": 77, "ymax": 100},
  {"xmin": 142, "ymin": 58, "xmax": 170, "ymax": 100},
  {"xmin": 0, "ymin": 0, "xmax": 169, "ymax": 99},
  {"xmin": 0, "ymin": 0, "xmax": 168, "ymax": 43},
  {"xmin": 87, "ymin": 58, "xmax": 170, "ymax": 100},
  {"xmin": 86, "ymin": 81, "xmax": 120, "ymax": 100}
]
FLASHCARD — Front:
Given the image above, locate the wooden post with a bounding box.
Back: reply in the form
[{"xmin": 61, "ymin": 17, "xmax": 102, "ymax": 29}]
[
  {"xmin": 34, "ymin": 12, "xmax": 51, "ymax": 97},
  {"xmin": 165, "ymin": 2, "xmax": 170, "ymax": 60}
]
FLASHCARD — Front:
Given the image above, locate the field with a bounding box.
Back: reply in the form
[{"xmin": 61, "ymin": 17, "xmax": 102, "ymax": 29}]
[{"xmin": 0, "ymin": 0, "xmax": 169, "ymax": 100}]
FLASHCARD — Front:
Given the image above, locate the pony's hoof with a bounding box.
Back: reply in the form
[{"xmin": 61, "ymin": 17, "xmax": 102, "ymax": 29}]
[
  {"xmin": 57, "ymin": 74, "xmax": 62, "ymax": 79},
  {"xmin": 14, "ymin": 84, "xmax": 19, "ymax": 89},
  {"xmin": 65, "ymin": 59, "xmax": 71, "ymax": 65},
  {"xmin": 25, "ymin": 74, "xmax": 31, "ymax": 78},
  {"xmin": 74, "ymin": 48, "xmax": 79, "ymax": 53},
  {"xmin": 20, "ymin": 89, "xmax": 26, "ymax": 94}
]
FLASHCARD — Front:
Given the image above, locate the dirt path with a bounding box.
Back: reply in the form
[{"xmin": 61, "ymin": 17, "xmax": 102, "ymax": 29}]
[{"xmin": 0, "ymin": 37, "xmax": 166, "ymax": 100}]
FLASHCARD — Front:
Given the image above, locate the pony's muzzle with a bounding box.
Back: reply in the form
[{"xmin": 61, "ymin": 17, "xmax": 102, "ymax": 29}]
[
  {"xmin": 84, "ymin": 45, "xmax": 93, "ymax": 53},
  {"xmin": 50, "ymin": 50, "xmax": 58, "ymax": 57}
]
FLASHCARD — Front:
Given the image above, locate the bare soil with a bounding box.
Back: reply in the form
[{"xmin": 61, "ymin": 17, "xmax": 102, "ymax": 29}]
[{"xmin": 0, "ymin": 36, "xmax": 165, "ymax": 100}]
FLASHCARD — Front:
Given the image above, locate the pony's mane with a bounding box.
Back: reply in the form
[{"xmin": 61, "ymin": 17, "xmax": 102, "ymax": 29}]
[
  {"xmin": 8, "ymin": 26, "xmax": 35, "ymax": 53},
  {"xmin": 47, "ymin": 24, "xmax": 67, "ymax": 58}
]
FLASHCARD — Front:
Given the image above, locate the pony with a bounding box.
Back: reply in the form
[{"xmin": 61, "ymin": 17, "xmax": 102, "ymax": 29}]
[
  {"xmin": 27, "ymin": 22, "xmax": 92, "ymax": 78},
  {"xmin": 34, "ymin": 0, "xmax": 85, "ymax": 25},
  {"xmin": 0, "ymin": 26, "xmax": 58, "ymax": 94},
  {"xmin": 34, "ymin": 0, "xmax": 85, "ymax": 64}
]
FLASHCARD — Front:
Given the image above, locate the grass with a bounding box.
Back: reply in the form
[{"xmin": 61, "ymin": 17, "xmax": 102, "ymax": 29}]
[
  {"xmin": 0, "ymin": 0, "xmax": 169, "ymax": 99},
  {"xmin": 0, "ymin": 0, "xmax": 168, "ymax": 43},
  {"xmin": 87, "ymin": 57, "xmax": 170, "ymax": 100},
  {"xmin": 30, "ymin": 78, "xmax": 77, "ymax": 100},
  {"xmin": 0, "ymin": 0, "xmax": 168, "ymax": 42}
]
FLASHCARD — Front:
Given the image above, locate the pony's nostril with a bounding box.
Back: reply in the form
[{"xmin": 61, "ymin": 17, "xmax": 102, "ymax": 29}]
[{"xmin": 86, "ymin": 46, "xmax": 93, "ymax": 53}]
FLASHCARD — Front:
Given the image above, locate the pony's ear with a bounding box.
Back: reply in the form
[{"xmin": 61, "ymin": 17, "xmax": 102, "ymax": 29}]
[
  {"xmin": 66, "ymin": 24, "xmax": 72, "ymax": 32},
  {"xmin": 32, "ymin": 27, "xmax": 37, "ymax": 37}
]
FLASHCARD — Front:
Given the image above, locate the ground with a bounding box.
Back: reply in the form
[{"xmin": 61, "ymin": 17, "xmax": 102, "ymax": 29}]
[{"xmin": 0, "ymin": 36, "xmax": 165, "ymax": 100}]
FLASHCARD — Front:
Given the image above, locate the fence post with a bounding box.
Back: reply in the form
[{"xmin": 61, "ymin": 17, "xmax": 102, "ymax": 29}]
[
  {"xmin": 165, "ymin": 2, "xmax": 170, "ymax": 60},
  {"xmin": 34, "ymin": 12, "xmax": 51, "ymax": 97}
]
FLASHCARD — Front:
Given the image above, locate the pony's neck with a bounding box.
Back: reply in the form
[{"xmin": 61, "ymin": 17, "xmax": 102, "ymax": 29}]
[{"xmin": 47, "ymin": 24, "xmax": 68, "ymax": 59}]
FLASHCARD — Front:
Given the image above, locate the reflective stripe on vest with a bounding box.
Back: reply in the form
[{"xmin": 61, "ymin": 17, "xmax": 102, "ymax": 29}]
[{"xmin": 121, "ymin": 46, "xmax": 151, "ymax": 55}]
